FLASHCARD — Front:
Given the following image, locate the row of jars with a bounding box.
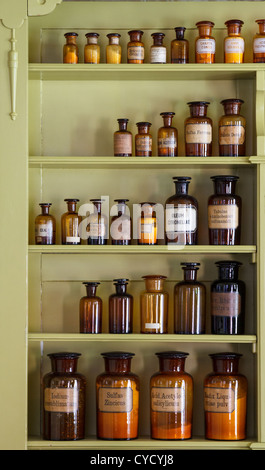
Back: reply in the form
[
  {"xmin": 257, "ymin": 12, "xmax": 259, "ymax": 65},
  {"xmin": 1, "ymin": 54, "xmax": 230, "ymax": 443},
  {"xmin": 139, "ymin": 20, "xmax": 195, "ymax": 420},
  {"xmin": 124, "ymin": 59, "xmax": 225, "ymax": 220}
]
[
  {"xmin": 63, "ymin": 19, "xmax": 265, "ymax": 64},
  {"xmin": 35, "ymin": 175, "xmax": 242, "ymax": 247},
  {"xmin": 80, "ymin": 261, "xmax": 245, "ymax": 336},
  {"xmin": 114, "ymin": 99, "xmax": 246, "ymax": 158},
  {"xmin": 43, "ymin": 350, "xmax": 247, "ymax": 441}
]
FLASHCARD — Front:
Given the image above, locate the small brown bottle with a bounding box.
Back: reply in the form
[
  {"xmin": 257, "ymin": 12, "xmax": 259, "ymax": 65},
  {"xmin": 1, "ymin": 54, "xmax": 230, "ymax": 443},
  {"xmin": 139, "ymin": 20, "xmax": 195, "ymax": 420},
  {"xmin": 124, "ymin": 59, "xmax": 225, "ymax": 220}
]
[
  {"xmin": 106, "ymin": 33, "xmax": 121, "ymax": 64},
  {"xmin": 109, "ymin": 279, "xmax": 133, "ymax": 333},
  {"xmin": 84, "ymin": 33, "xmax": 100, "ymax": 64},
  {"xmin": 219, "ymin": 99, "xmax": 246, "ymax": 157},
  {"xmin": 138, "ymin": 202, "xmax": 157, "ymax": 245},
  {"xmin": 185, "ymin": 101, "xmax": 212, "ymax": 157},
  {"xmin": 140, "ymin": 275, "xmax": 168, "ymax": 334},
  {"xmin": 158, "ymin": 112, "xmax": 178, "ymax": 157},
  {"xmin": 253, "ymin": 20, "xmax": 265, "ymax": 63},
  {"xmin": 224, "ymin": 20, "xmax": 244, "ymax": 64},
  {"xmin": 79, "ymin": 282, "xmax": 102, "ymax": 333},
  {"xmin": 63, "ymin": 32, "xmax": 78, "ymax": 64},
  {"xmin": 171, "ymin": 27, "xmax": 189, "ymax": 64},
  {"xmin": 87, "ymin": 199, "xmax": 108, "ymax": 245},
  {"xmin": 127, "ymin": 30, "xmax": 144, "ymax": 64},
  {"xmin": 61, "ymin": 199, "xmax": 81, "ymax": 245},
  {"xmin": 135, "ymin": 122, "xmax": 152, "ymax": 156},
  {"xmin": 114, "ymin": 119, "xmax": 132, "ymax": 157},
  {"xmin": 150, "ymin": 33, "xmax": 166, "ymax": 64},
  {"xmin": 35, "ymin": 203, "xmax": 56, "ymax": 245},
  {"xmin": 195, "ymin": 21, "xmax": 215, "ymax": 64},
  {"xmin": 110, "ymin": 199, "xmax": 131, "ymax": 245}
]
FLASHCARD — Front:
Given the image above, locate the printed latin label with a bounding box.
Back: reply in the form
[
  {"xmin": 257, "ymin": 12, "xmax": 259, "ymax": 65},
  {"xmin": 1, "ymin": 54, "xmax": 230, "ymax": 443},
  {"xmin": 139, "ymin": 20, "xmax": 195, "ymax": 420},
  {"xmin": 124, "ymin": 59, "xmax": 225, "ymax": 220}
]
[
  {"xmin": 185, "ymin": 123, "xmax": 212, "ymax": 144},
  {"xmin": 208, "ymin": 205, "xmax": 239, "ymax": 229},
  {"xmin": 35, "ymin": 224, "xmax": 51, "ymax": 237},
  {"xmin": 225, "ymin": 37, "xmax": 244, "ymax": 54},
  {"xmin": 136, "ymin": 136, "xmax": 152, "ymax": 152},
  {"xmin": 98, "ymin": 387, "xmax": 133, "ymax": 413},
  {"xmin": 145, "ymin": 322, "xmax": 161, "ymax": 330},
  {"xmin": 204, "ymin": 387, "xmax": 235, "ymax": 413},
  {"xmin": 128, "ymin": 46, "xmax": 144, "ymax": 60},
  {"xmin": 114, "ymin": 133, "xmax": 132, "ymax": 154},
  {"xmin": 89, "ymin": 222, "xmax": 106, "ymax": 238},
  {"xmin": 158, "ymin": 137, "xmax": 177, "ymax": 149},
  {"xmin": 253, "ymin": 38, "xmax": 265, "ymax": 53},
  {"xmin": 219, "ymin": 125, "xmax": 245, "ymax": 145},
  {"xmin": 151, "ymin": 387, "xmax": 185, "ymax": 413},
  {"xmin": 141, "ymin": 222, "xmax": 155, "ymax": 234},
  {"xmin": 66, "ymin": 236, "xmax": 80, "ymax": 243},
  {"xmin": 150, "ymin": 46, "xmax": 167, "ymax": 63},
  {"xmin": 44, "ymin": 387, "xmax": 79, "ymax": 413},
  {"xmin": 165, "ymin": 205, "xmax": 197, "ymax": 233},
  {"xmin": 196, "ymin": 38, "xmax": 216, "ymax": 54},
  {"xmin": 211, "ymin": 292, "xmax": 241, "ymax": 317}
]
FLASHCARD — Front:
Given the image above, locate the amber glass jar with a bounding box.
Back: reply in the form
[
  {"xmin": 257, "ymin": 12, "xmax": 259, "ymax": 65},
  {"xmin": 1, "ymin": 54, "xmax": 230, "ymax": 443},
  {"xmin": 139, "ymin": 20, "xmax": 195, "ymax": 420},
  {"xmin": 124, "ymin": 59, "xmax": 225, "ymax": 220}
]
[
  {"xmin": 61, "ymin": 199, "xmax": 81, "ymax": 245},
  {"xmin": 224, "ymin": 20, "xmax": 244, "ymax": 64},
  {"xmin": 150, "ymin": 351, "xmax": 193, "ymax": 440},
  {"xmin": 114, "ymin": 119, "xmax": 132, "ymax": 157},
  {"xmin": 106, "ymin": 33, "xmax": 121, "ymax": 64},
  {"xmin": 63, "ymin": 32, "xmax": 78, "ymax": 64},
  {"xmin": 174, "ymin": 262, "xmax": 206, "ymax": 334},
  {"xmin": 80, "ymin": 282, "xmax": 102, "ymax": 333},
  {"xmin": 35, "ymin": 203, "xmax": 56, "ymax": 245},
  {"xmin": 219, "ymin": 99, "xmax": 246, "ymax": 157},
  {"xmin": 195, "ymin": 21, "xmax": 215, "ymax": 64},
  {"xmin": 253, "ymin": 20, "xmax": 265, "ymax": 63},
  {"xmin": 96, "ymin": 352, "xmax": 139, "ymax": 440},
  {"xmin": 109, "ymin": 279, "xmax": 133, "ymax": 333},
  {"xmin": 150, "ymin": 33, "xmax": 166, "ymax": 64},
  {"xmin": 211, "ymin": 261, "xmax": 245, "ymax": 335},
  {"xmin": 208, "ymin": 175, "xmax": 241, "ymax": 245},
  {"xmin": 140, "ymin": 275, "xmax": 168, "ymax": 334},
  {"xmin": 43, "ymin": 352, "xmax": 86, "ymax": 440},
  {"xmin": 138, "ymin": 202, "xmax": 157, "ymax": 245},
  {"xmin": 127, "ymin": 30, "xmax": 144, "ymax": 64},
  {"xmin": 165, "ymin": 177, "xmax": 198, "ymax": 245},
  {"xmin": 87, "ymin": 199, "xmax": 107, "ymax": 245},
  {"xmin": 185, "ymin": 101, "xmax": 212, "ymax": 157},
  {"xmin": 135, "ymin": 122, "xmax": 152, "ymax": 157},
  {"xmin": 111, "ymin": 199, "xmax": 131, "ymax": 245},
  {"xmin": 157, "ymin": 112, "xmax": 178, "ymax": 157},
  {"xmin": 204, "ymin": 352, "xmax": 247, "ymax": 440},
  {"xmin": 84, "ymin": 33, "xmax": 100, "ymax": 64},
  {"xmin": 171, "ymin": 27, "xmax": 189, "ymax": 64}
]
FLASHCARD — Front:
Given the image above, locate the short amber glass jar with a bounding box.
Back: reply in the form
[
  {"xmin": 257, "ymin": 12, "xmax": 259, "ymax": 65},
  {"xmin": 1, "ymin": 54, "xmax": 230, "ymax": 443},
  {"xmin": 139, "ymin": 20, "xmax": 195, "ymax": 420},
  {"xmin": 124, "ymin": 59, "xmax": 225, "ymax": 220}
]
[
  {"xmin": 84, "ymin": 33, "xmax": 100, "ymax": 64},
  {"xmin": 224, "ymin": 20, "xmax": 244, "ymax": 64},
  {"xmin": 185, "ymin": 101, "xmax": 212, "ymax": 157},
  {"xmin": 111, "ymin": 199, "xmax": 131, "ymax": 245},
  {"xmin": 158, "ymin": 112, "xmax": 178, "ymax": 157},
  {"xmin": 150, "ymin": 351, "xmax": 193, "ymax": 440},
  {"xmin": 135, "ymin": 122, "xmax": 152, "ymax": 156},
  {"xmin": 61, "ymin": 199, "xmax": 81, "ymax": 245},
  {"xmin": 114, "ymin": 119, "xmax": 132, "ymax": 157},
  {"xmin": 138, "ymin": 202, "xmax": 157, "ymax": 245},
  {"xmin": 219, "ymin": 99, "xmax": 246, "ymax": 157},
  {"xmin": 109, "ymin": 279, "xmax": 133, "ymax": 333},
  {"xmin": 106, "ymin": 33, "xmax": 121, "ymax": 64},
  {"xmin": 35, "ymin": 203, "xmax": 56, "ymax": 245},
  {"xmin": 150, "ymin": 33, "xmax": 166, "ymax": 64},
  {"xmin": 87, "ymin": 199, "xmax": 108, "ymax": 245},
  {"xmin": 43, "ymin": 352, "xmax": 86, "ymax": 440},
  {"xmin": 63, "ymin": 32, "xmax": 78, "ymax": 64},
  {"xmin": 171, "ymin": 27, "xmax": 189, "ymax": 64},
  {"xmin": 253, "ymin": 20, "xmax": 265, "ymax": 63},
  {"xmin": 80, "ymin": 282, "xmax": 102, "ymax": 333},
  {"xmin": 195, "ymin": 21, "xmax": 215, "ymax": 64},
  {"xmin": 204, "ymin": 352, "xmax": 247, "ymax": 440},
  {"xmin": 96, "ymin": 352, "xmax": 139, "ymax": 440},
  {"xmin": 127, "ymin": 30, "xmax": 144, "ymax": 64},
  {"xmin": 140, "ymin": 275, "xmax": 168, "ymax": 334}
]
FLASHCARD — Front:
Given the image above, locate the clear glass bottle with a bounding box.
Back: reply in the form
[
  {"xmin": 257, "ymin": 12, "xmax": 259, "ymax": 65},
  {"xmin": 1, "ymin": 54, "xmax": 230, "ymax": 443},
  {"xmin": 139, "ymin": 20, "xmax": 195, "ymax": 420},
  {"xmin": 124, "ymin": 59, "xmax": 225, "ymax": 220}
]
[
  {"xmin": 150, "ymin": 33, "xmax": 166, "ymax": 64},
  {"xmin": 114, "ymin": 119, "xmax": 132, "ymax": 157},
  {"xmin": 174, "ymin": 262, "xmax": 206, "ymax": 334},
  {"xmin": 204, "ymin": 352, "xmax": 247, "ymax": 440},
  {"xmin": 127, "ymin": 30, "xmax": 144, "ymax": 64},
  {"xmin": 135, "ymin": 122, "xmax": 152, "ymax": 157},
  {"xmin": 87, "ymin": 199, "xmax": 108, "ymax": 245},
  {"xmin": 110, "ymin": 199, "xmax": 131, "ymax": 245},
  {"xmin": 43, "ymin": 352, "xmax": 86, "ymax": 440},
  {"xmin": 195, "ymin": 21, "xmax": 215, "ymax": 64},
  {"xmin": 61, "ymin": 199, "xmax": 81, "ymax": 245},
  {"xmin": 157, "ymin": 112, "xmax": 178, "ymax": 157},
  {"xmin": 185, "ymin": 101, "xmax": 212, "ymax": 157},
  {"xmin": 150, "ymin": 351, "xmax": 193, "ymax": 440},
  {"xmin": 219, "ymin": 99, "xmax": 246, "ymax": 157},
  {"xmin": 84, "ymin": 33, "xmax": 100, "ymax": 64},
  {"xmin": 109, "ymin": 279, "xmax": 133, "ymax": 333},
  {"xmin": 165, "ymin": 177, "xmax": 198, "ymax": 245},
  {"xmin": 253, "ymin": 19, "xmax": 265, "ymax": 63},
  {"xmin": 138, "ymin": 202, "xmax": 157, "ymax": 245},
  {"xmin": 96, "ymin": 352, "xmax": 139, "ymax": 440},
  {"xmin": 79, "ymin": 282, "xmax": 102, "ymax": 333},
  {"xmin": 224, "ymin": 20, "xmax": 244, "ymax": 64},
  {"xmin": 35, "ymin": 203, "xmax": 56, "ymax": 245},
  {"xmin": 140, "ymin": 275, "xmax": 168, "ymax": 334},
  {"xmin": 63, "ymin": 32, "xmax": 79, "ymax": 64},
  {"xmin": 211, "ymin": 261, "xmax": 245, "ymax": 335},
  {"xmin": 208, "ymin": 175, "xmax": 241, "ymax": 245},
  {"xmin": 106, "ymin": 33, "xmax": 121, "ymax": 64},
  {"xmin": 171, "ymin": 27, "xmax": 189, "ymax": 64}
]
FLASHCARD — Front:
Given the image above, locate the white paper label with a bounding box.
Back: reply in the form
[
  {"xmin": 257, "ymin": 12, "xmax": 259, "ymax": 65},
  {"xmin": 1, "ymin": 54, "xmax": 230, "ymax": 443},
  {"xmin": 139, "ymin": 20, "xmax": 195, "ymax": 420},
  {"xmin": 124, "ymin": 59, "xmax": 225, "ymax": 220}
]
[
  {"xmin": 35, "ymin": 224, "xmax": 52, "ymax": 237},
  {"xmin": 253, "ymin": 37, "xmax": 265, "ymax": 53},
  {"xmin": 196, "ymin": 38, "xmax": 216, "ymax": 54},
  {"xmin": 165, "ymin": 205, "xmax": 197, "ymax": 233},
  {"xmin": 225, "ymin": 37, "xmax": 244, "ymax": 53},
  {"xmin": 66, "ymin": 236, "xmax": 80, "ymax": 243},
  {"xmin": 145, "ymin": 322, "xmax": 161, "ymax": 329},
  {"xmin": 150, "ymin": 46, "xmax": 166, "ymax": 63}
]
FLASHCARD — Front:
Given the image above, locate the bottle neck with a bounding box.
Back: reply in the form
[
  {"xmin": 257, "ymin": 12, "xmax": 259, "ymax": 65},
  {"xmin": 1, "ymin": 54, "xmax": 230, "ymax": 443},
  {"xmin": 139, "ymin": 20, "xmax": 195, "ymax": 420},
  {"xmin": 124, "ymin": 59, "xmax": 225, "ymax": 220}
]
[
  {"xmin": 174, "ymin": 181, "xmax": 189, "ymax": 195},
  {"xmin": 51, "ymin": 357, "xmax": 78, "ymax": 373},
  {"xmin": 189, "ymin": 105, "xmax": 207, "ymax": 117},
  {"xmin": 66, "ymin": 36, "xmax": 77, "ymax": 45},
  {"xmin": 175, "ymin": 30, "xmax": 185, "ymax": 40},
  {"xmin": 159, "ymin": 357, "xmax": 186, "ymax": 373},
  {"xmin": 129, "ymin": 32, "xmax": 142, "ymax": 42},
  {"xmin": 137, "ymin": 125, "xmax": 149, "ymax": 134},
  {"xmin": 212, "ymin": 357, "xmax": 239, "ymax": 374},
  {"xmin": 118, "ymin": 121, "xmax": 128, "ymax": 131},
  {"xmin": 227, "ymin": 25, "xmax": 241, "ymax": 36},
  {"xmin": 218, "ymin": 266, "xmax": 239, "ymax": 281},
  {"xmin": 93, "ymin": 202, "xmax": 102, "ymax": 215},
  {"xmin": 41, "ymin": 205, "xmax": 50, "ymax": 215},
  {"xmin": 115, "ymin": 284, "xmax": 127, "ymax": 295},
  {"xmin": 198, "ymin": 25, "xmax": 212, "ymax": 37},
  {"xmin": 109, "ymin": 36, "xmax": 120, "ymax": 45},
  {"xmin": 214, "ymin": 180, "xmax": 236, "ymax": 195},
  {"xmin": 104, "ymin": 357, "xmax": 131, "ymax": 374},
  {"xmin": 183, "ymin": 268, "xmax": 198, "ymax": 282},
  {"xmin": 144, "ymin": 277, "xmax": 164, "ymax": 293},
  {"xmin": 67, "ymin": 202, "xmax": 77, "ymax": 213},
  {"xmin": 85, "ymin": 285, "xmax": 97, "ymax": 297},
  {"xmin": 163, "ymin": 116, "xmax": 173, "ymax": 127},
  {"xmin": 258, "ymin": 23, "xmax": 265, "ymax": 34},
  {"xmin": 153, "ymin": 37, "xmax": 163, "ymax": 46},
  {"xmin": 223, "ymin": 103, "xmax": 241, "ymax": 115}
]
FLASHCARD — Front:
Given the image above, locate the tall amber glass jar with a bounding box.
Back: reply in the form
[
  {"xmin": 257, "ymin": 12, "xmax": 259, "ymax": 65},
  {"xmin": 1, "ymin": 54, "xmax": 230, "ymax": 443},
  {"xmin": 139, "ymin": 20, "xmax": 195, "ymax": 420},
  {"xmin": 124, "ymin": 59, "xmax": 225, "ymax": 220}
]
[
  {"xmin": 63, "ymin": 32, "xmax": 78, "ymax": 64},
  {"xmin": 208, "ymin": 175, "xmax": 241, "ymax": 245},
  {"xmin": 114, "ymin": 119, "xmax": 132, "ymax": 157},
  {"xmin": 43, "ymin": 352, "xmax": 86, "ymax": 440},
  {"xmin": 111, "ymin": 199, "xmax": 131, "ymax": 245},
  {"xmin": 140, "ymin": 275, "xmax": 168, "ymax": 334},
  {"xmin": 96, "ymin": 352, "xmax": 139, "ymax": 440},
  {"xmin": 204, "ymin": 353, "xmax": 247, "ymax": 440},
  {"xmin": 165, "ymin": 177, "xmax": 198, "ymax": 245},
  {"xmin": 106, "ymin": 33, "xmax": 121, "ymax": 64},
  {"xmin": 79, "ymin": 282, "xmax": 102, "ymax": 334},
  {"xmin": 87, "ymin": 199, "xmax": 107, "ymax": 245},
  {"xmin": 253, "ymin": 20, "xmax": 265, "ymax": 63},
  {"xmin": 35, "ymin": 203, "xmax": 56, "ymax": 245},
  {"xmin": 185, "ymin": 101, "xmax": 212, "ymax": 157},
  {"xmin": 84, "ymin": 33, "xmax": 100, "ymax": 64},
  {"xmin": 171, "ymin": 27, "xmax": 189, "ymax": 64},
  {"xmin": 157, "ymin": 112, "xmax": 178, "ymax": 157},
  {"xmin": 127, "ymin": 30, "xmax": 144, "ymax": 64},
  {"xmin": 150, "ymin": 33, "xmax": 166, "ymax": 64},
  {"xmin": 174, "ymin": 262, "xmax": 206, "ymax": 334},
  {"xmin": 150, "ymin": 351, "xmax": 193, "ymax": 440},
  {"xmin": 219, "ymin": 99, "xmax": 246, "ymax": 157},
  {"xmin": 224, "ymin": 20, "xmax": 244, "ymax": 64},
  {"xmin": 109, "ymin": 279, "xmax": 133, "ymax": 333},
  {"xmin": 195, "ymin": 21, "xmax": 215, "ymax": 64},
  {"xmin": 135, "ymin": 122, "xmax": 152, "ymax": 156},
  {"xmin": 138, "ymin": 202, "xmax": 157, "ymax": 245},
  {"xmin": 61, "ymin": 199, "xmax": 81, "ymax": 245}
]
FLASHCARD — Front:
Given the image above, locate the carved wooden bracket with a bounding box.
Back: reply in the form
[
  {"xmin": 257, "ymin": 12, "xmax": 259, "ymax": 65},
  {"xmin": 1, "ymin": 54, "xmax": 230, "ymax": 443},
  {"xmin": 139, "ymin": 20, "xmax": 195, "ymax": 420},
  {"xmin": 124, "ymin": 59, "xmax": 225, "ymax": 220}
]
[
  {"xmin": 28, "ymin": 0, "xmax": 62, "ymax": 17},
  {"xmin": 8, "ymin": 28, "xmax": 18, "ymax": 121}
]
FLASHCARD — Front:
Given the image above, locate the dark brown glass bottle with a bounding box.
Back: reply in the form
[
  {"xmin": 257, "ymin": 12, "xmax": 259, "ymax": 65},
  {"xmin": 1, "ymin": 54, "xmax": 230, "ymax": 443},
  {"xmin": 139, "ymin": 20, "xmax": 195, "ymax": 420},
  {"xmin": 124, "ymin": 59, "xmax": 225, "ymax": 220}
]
[
  {"xmin": 224, "ymin": 20, "xmax": 244, "ymax": 64},
  {"xmin": 211, "ymin": 261, "xmax": 245, "ymax": 334},
  {"xmin": 114, "ymin": 119, "xmax": 132, "ymax": 157},
  {"xmin": 165, "ymin": 177, "xmax": 198, "ymax": 245},
  {"xmin": 127, "ymin": 30, "xmax": 144, "ymax": 64},
  {"xmin": 43, "ymin": 352, "xmax": 86, "ymax": 440},
  {"xmin": 171, "ymin": 27, "xmax": 189, "ymax": 63},
  {"xmin": 109, "ymin": 279, "xmax": 133, "ymax": 333},
  {"xmin": 63, "ymin": 32, "xmax": 78, "ymax": 64},
  {"xmin": 35, "ymin": 203, "xmax": 56, "ymax": 245},
  {"xmin": 174, "ymin": 262, "xmax": 206, "ymax": 334},
  {"xmin": 79, "ymin": 282, "xmax": 102, "ymax": 333},
  {"xmin": 158, "ymin": 112, "xmax": 178, "ymax": 157},
  {"xmin": 87, "ymin": 199, "xmax": 108, "ymax": 245},
  {"xmin": 185, "ymin": 101, "xmax": 212, "ymax": 157},
  {"xmin": 111, "ymin": 199, "xmax": 131, "ymax": 245},
  {"xmin": 61, "ymin": 199, "xmax": 81, "ymax": 245},
  {"xmin": 195, "ymin": 21, "xmax": 215, "ymax": 64},
  {"xmin": 150, "ymin": 33, "xmax": 166, "ymax": 64},
  {"xmin": 135, "ymin": 122, "xmax": 152, "ymax": 156},
  {"xmin": 219, "ymin": 99, "xmax": 246, "ymax": 157},
  {"xmin": 253, "ymin": 20, "xmax": 265, "ymax": 63},
  {"xmin": 208, "ymin": 175, "xmax": 241, "ymax": 245}
]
